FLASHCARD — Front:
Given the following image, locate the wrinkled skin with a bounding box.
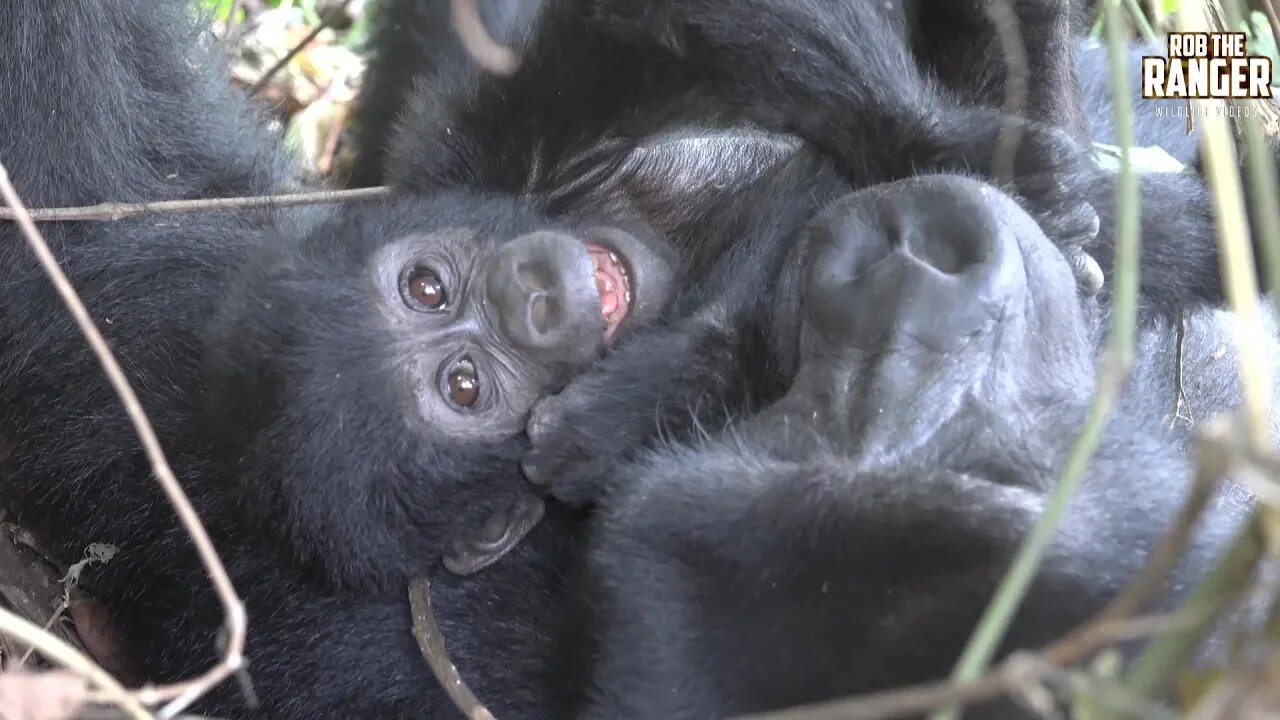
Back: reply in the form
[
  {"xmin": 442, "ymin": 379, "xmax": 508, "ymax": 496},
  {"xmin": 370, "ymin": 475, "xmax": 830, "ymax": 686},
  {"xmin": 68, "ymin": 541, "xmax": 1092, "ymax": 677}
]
[{"xmin": 557, "ymin": 176, "xmax": 1256, "ymax": 718}]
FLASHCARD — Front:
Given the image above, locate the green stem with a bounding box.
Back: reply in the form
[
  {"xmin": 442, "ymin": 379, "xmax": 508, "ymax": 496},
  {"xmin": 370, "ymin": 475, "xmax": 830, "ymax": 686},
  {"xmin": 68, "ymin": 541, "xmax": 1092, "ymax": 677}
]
[
  {"xmin": 932, "ymin": 5, "xmax": 1143, "ymax": 719},
  {"xmin": 1123, "ymin": 518, "xmax": 1265, "ymax": 698},
  {"xmin": 1123, "ymin": 0, "xmax": 1161, "ymax": 43}
]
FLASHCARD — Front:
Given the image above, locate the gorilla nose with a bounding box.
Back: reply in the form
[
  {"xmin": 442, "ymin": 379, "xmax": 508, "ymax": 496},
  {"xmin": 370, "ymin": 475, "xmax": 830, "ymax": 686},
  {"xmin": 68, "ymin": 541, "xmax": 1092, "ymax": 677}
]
[
  {"xmin": 804, "ymin": 176, "xmax": 1027, "ymax": 351},
  {"xmin": 485, "ymin": 231, "xmax": 602, "ymax": 361}
]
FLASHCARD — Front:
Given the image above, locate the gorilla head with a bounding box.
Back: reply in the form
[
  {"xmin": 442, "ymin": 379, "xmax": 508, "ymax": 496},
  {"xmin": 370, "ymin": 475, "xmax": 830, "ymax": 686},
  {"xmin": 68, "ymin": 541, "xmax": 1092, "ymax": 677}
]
[
  {"xmin": 569, "ymin": 175, "xmax": 1250, "ymax": 719},
  {"xmin": 785, "ymin": 174, "xmax": 1097, "ymax": 449},
  {"xmin": 203, "ymin": 193, "xmax": 674, "ymax": 588}
]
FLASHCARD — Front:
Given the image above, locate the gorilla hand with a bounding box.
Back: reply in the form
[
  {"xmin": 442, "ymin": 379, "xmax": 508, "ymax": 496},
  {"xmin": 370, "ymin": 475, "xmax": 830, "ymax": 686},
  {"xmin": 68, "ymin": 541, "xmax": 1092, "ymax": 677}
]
[
  {"xmin": 572, "ymin": 0, "xmax": 1102, "ymax": 255},
  {"xmin": 930, "ymin": 111, "xmax": 1104, "ymax": 255},
  {"xmin": 522, "ymin": 317, "xmax": 745, "ymax": 507}
]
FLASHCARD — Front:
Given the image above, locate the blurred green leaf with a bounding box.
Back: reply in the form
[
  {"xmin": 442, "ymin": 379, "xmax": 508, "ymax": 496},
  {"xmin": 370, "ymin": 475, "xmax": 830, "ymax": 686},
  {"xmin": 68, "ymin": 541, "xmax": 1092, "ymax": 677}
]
[{"xmin": 1243, "ymin": 10, "xmax": 1280, "ymax": 86}]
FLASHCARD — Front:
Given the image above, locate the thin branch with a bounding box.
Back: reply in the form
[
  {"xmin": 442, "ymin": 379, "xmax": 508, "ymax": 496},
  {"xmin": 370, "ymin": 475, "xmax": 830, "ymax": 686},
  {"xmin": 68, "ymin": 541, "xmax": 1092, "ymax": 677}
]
[
  {"xmin": 1261, "ymin": 0, "xmax": 1280, "ymax": 47},
  {"xmin": 451, "ymin": 0, "xmax": 519, "ymax": 76},
  {"xmin": 1220, "ymin": 0, "xmax": 1280, "ymax": 366},
  {"xmin": 734, "ymin": 668, "xmax": 1010, "ymax": 720},
  {"xmin": 1124, "ymin": 0, "xmax": 1161, "ymax": 43},
  {"xmin": 1172, "ymin": 311, "xmax": 1192, "ymax": 428},
  {"xmin": 735, "ymin": 631, "xmax": 1189, "ymax": 720},
  {"xmin": 317, "ymin": 102, "xmax": 350, "ymax": 177},
  {"xmin": 985, "ymin": 0, "xmax": 1029, "ymax": 188},
  {"xmin": 222, "ymin": 0, "xmax": 246, "ymax": 43},
  {"xmin": 248, "ymin": 0, "xmax": 357, "ymax": 98},
  {"xmin": 16, "ymin": 594, "xmax": 70, "ymax": 667},
  {"xmin": 408, "ymin": 577, "xmax": 496, "ymax": 720},
  {"xmin": 1182, "ymin": 0, "xmax": 1276, "ymax": 453},
  {"xmin": 0, "ymin": 162, "xmax": 246, "ymax": 717},
  {"xmin": 0, "ymin": 186, "xmax": 390, "ymax": 223},
  {"xmin": 934, "ymin": 6, "xmax": 1144, "ymax": 716}
]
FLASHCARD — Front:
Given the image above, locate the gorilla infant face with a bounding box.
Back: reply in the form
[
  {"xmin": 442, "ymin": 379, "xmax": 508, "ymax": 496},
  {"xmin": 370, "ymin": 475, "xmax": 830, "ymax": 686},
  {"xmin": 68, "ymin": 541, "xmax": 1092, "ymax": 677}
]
[
  {"xmin": 204, "ymin": 192, "xmax": 674, "ymax": 588},
  {"xmin": 369, "ymin": 220, "xmax": 672, "ymax": 441}
]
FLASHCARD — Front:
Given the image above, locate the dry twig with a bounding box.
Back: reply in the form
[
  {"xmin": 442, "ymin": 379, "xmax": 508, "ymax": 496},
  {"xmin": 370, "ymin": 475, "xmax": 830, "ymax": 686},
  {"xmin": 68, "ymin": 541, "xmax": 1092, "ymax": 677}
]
[
  {"xmin": 0, "ymin": 162, "xmax": 245, "ymax": 719},
  {"xmin": 936, "ymin": 7, "xmax": 1146, "ymax": 715},
  {"xmin": 984, "ymin": 0, "xmax": 1030, "ymax": 188},
  {"xmin": 408, "ymin": 577, "xmax": 496, "ymax": 720},
  {"xmin": 0, "ymin": 186, "xmax": 389, "ymax": 223},
  {"xmin": 0, "ymin": 608, "xmax": 145, "ymax": 720},
  {"xmin": 221, "ymin": 0, "xmax": 246, "ymax": 42},
  {"xmin": 1182, "ymin": 0, "xmax": 1276, "ymax": 452}
]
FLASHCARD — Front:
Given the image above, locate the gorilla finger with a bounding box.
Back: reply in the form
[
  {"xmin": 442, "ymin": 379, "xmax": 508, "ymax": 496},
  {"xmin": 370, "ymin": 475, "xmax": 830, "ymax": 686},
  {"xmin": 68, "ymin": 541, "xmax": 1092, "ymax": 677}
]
[
  {"xmin": 1068, "ymin": 250, "xmax": 1105, "ymax": 297},
  {"xmin": 521, "ymin": 454, "xmax": 558, "ymax": 486},
  {"xmin": 1076, "ymin": 201, "xmax": 1102, "ymax": 242},
  {"xmin": 443, "ymin": 493, "xmax": 547, "ymax": 576},
  {"xmin": 1036, "ymin": 200, "xmax": 1099, "ymax": 251},
  {"xmin": 525, "ymin": 393, "xmax": 567, "ymax": 444},
  {"xmin": 544, "ymin": 459, "xmax": 611, "ymax": 507}
]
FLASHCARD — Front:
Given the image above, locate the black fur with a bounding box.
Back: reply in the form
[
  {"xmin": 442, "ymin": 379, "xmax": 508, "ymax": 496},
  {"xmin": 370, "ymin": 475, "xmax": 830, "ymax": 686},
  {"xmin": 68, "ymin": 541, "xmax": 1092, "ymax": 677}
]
[
  {"xmin": 0, "ymin": 2, "xmax": 1274, "ymax": 720},
  {"xmin": 352, "ymin": 0, "xmax": 1084, "ymax": 186},
  {"xmin": 541, "ymin": 36, "xmax": 1276, "ymax": 716},
  {"xmin": 348, "ymin": 0, "xmax": 542, "ymax": 186},
  {"xmin": 0, "ymin": 2, "xmax": 603, "ymax": 718},
  {"xmin": 377, "ymin": 0, "xmax": 1271, "ymax": 501}
]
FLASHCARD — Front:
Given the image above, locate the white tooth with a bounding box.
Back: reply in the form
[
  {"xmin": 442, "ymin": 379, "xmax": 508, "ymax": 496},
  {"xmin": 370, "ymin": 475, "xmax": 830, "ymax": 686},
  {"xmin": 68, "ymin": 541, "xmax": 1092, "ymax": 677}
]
[{"xmin": 625, "ymin": 290, "xmax": 633, "ymax": 304}]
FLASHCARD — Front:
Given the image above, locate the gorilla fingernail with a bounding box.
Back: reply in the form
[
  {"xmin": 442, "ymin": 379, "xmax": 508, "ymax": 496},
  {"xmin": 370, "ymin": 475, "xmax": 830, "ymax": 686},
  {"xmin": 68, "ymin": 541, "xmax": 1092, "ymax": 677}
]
[
  {"xmin": 1069, "ymin": 251, "xmax": 1104, "ymax": 297},
  {"xmin": 520, "ymin": 458, "xmax": 551, "ymax": 485},
  {"xmin": 1084, "ymin": 205, "xmax": 1102, "ymax": 241}
]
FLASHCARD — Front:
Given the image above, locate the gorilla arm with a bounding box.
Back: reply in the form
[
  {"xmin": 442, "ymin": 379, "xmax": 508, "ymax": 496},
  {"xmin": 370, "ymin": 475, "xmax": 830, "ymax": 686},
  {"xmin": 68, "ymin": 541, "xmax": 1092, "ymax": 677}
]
[{"xmin": 559, "ymin": 0, "xmax": 1278, "ymax": 319}]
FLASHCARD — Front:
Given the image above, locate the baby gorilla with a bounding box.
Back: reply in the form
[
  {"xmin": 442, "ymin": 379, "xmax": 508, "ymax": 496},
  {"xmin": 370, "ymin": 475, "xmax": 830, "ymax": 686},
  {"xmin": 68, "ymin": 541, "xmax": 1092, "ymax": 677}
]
[
  {"xmin": 199, "ymin": 188, "xmax": 675, "ymax": 573},
  {"xmin": 202, "ymin": 192, "xmax": 675, "ymax": 578},
  {"xmin": 561, "ymin": 175, "xmax": 1249, "ymax": 718}
]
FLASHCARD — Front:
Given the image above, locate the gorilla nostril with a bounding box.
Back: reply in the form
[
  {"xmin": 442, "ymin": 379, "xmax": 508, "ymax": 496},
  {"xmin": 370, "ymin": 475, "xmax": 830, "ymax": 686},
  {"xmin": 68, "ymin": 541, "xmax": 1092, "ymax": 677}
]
[
  {"xmin": 882, "ymin": 197, "xmax": 985, "ymax": 276},
  {"xmin": 517, "ymin": 262, "xmax": 556, "ymax": 293},
  {"xmin": 803, "ymin": 178, "xmax": 1031, "ymax": 352},
  {"xmin": 902, "ymin": 230, "xmax": 974, "ymax": 275},
  {"xmin": 529, "ymin": 292, "xmax": 552, "ymax": 334},
  {"xmin": 485, "ymin": 230, "xmax": 605, "ymax": 362}
]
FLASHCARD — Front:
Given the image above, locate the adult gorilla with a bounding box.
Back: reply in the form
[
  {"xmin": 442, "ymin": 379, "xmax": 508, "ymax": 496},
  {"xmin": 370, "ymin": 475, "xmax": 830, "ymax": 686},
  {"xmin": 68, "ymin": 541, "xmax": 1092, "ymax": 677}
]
[
  {"xmin": 351, "ymin": 0, "xmax": 1090, "ymax": 188},
  {"xmin": 0, "ymin": 2, "xmax": 1272, "ymax": 720},
  {"xmin": 520, "ymin": 34, "xmax": 1275, "ymax": 718},
  {"xmin": 375, "ymin": 0, "xmax": 1274, "ymax": 515},
  {"xmin": 555, "ymin": 173, "xmax": 1264, "ymax": 717}
]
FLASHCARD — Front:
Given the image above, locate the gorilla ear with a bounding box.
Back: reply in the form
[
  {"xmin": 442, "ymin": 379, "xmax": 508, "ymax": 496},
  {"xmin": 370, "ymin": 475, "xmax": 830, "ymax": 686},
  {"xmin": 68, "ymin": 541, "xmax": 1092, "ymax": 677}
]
[{"xmin": 443, "ymin": 492, "xmax": 547, "ymax": 575}]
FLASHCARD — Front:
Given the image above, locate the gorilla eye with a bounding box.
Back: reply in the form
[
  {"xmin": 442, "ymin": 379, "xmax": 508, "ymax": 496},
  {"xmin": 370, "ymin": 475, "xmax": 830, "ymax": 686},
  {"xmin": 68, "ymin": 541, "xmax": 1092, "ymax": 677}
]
[
  {"xmin": 446, "ymin": 358, "xmax": 480, "ymax": 408},
  {"xmin": 405, "ymin": 266, "xmax": 448, "ymax": 311}
]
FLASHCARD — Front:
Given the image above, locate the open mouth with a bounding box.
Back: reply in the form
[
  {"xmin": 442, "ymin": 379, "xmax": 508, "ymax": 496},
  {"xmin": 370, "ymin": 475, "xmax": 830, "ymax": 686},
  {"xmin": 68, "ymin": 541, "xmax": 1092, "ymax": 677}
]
[{"xmin": 587, "ymin": 243, "xmax": 633, "ymax": 343}]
